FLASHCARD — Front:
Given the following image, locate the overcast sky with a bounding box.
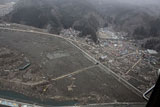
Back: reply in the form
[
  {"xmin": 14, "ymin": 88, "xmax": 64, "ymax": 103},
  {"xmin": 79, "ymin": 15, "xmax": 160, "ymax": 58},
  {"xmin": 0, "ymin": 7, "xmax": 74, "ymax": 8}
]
[
  {"xmin": 121, "ymin": 0, "xmax": 159, "ymax": 5},
  {"xmin": 118, "ymin": 0, "xmax": 159, "ymax": 4},
  {"xmin": 95, "ymin": 0, "xmax": 160, "ymax": 5}
]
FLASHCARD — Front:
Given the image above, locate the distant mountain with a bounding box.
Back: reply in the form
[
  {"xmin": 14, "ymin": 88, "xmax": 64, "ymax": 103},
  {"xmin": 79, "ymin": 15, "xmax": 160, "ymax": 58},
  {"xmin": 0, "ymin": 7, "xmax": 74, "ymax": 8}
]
[
  {"xmin": 89, "ymin": 0, "xmax": 160, "ymax": 51},
  {"xmin": 5, "ymin": 0, "xmax": 105, "ymax": 42},
  {"xmin": 0, "ymin": 0, "xmax": 18, "ymax": 4},
  {"xmin": 4, "ymin": 0, "xmax": 160, "ymax": 50}
]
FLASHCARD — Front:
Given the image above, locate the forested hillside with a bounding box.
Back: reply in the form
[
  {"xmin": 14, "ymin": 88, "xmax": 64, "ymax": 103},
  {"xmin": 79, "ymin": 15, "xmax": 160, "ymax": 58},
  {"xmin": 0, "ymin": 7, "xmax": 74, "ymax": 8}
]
[
  {"xmin": 3, "ymin": 0, "xmax": 160, "ymax": 50},
  {"xmin": 5, "ymin": 0, "xmax": 105, "ymax": 42}
]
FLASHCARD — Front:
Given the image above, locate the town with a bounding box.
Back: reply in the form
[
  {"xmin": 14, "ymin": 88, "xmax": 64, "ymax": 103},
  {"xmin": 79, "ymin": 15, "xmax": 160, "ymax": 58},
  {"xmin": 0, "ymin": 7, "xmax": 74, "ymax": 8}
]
[{"xmin": 60, "ymin": 27, "xmax": 159, "ymax": 93}]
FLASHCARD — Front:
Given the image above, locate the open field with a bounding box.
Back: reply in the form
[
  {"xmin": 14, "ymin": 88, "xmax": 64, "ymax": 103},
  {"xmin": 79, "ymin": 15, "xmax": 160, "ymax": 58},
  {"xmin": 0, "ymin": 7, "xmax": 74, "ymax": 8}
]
[{"xmin": 0, "ymin": 28, "xmax": 144, "ymax": 105}]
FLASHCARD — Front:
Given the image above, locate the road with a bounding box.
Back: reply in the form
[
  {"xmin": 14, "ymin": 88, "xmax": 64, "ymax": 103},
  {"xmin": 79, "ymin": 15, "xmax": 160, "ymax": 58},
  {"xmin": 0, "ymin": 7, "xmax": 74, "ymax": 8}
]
[
  {"xmin": 0, "ymin": 27, "xmax": 143, "ymax": 96},
  {"xmin": 51, "ymin": 65, "xmax": 97, "ymax": 81},
  {"xmin": 68, "ymin": 37, "xmax": 143, "ymax": 97},
  {"xmin": 0, "ymin": 27, "xmax": 91, "ymax": 47},
  {"xmin": 0, "ymin": 27, "xmax": 146, "ymax": 105},
  {"xmin": 1, "ymin": 65, "xmax": 98, "ymax": 86}
]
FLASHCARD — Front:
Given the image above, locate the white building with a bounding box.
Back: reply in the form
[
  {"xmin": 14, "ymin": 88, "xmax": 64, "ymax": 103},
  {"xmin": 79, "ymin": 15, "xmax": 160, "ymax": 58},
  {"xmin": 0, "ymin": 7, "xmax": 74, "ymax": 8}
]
[{"xmin": 147, "ymin": 49, "xmax": 158, "ymax": 55}]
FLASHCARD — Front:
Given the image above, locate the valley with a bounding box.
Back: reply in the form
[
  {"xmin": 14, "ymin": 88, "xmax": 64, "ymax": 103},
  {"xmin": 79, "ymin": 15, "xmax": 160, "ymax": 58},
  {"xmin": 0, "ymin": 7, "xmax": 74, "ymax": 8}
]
[{"xmin": 0, "ymin": 0, "xmax": 160, "ymax": 106}]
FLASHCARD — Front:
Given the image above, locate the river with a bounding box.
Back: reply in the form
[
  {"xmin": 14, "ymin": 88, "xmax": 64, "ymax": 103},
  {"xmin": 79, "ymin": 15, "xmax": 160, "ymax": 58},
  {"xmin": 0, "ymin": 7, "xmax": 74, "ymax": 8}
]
[{"xmin": 0, "ymin": 90, "xmax": 77, "ymax": 106}]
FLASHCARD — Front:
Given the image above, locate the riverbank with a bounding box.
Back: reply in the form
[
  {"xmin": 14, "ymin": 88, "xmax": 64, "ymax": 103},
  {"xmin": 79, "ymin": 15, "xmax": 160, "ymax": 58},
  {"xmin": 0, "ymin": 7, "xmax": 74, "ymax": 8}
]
[{"xmin": 0, "ymin": 90, "xmax": 77, "ymax": 106}]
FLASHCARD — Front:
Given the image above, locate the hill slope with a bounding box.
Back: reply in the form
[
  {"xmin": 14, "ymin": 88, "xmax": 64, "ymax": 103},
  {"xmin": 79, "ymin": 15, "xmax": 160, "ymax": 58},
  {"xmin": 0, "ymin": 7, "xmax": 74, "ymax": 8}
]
[
  {"xmin": 4, "ymin": 0, "xmax": 160, "ymax": 50},
  {"xmin": 5, "ymin": 0, "xmax": 105, "ymax": 42},
  {"xmin": 0, "ymin": 0, "xmax": 18, "ymax": 4},
  {"xmin": 89, "ymin": 0, "xmax": 160, "ymax": 51}
]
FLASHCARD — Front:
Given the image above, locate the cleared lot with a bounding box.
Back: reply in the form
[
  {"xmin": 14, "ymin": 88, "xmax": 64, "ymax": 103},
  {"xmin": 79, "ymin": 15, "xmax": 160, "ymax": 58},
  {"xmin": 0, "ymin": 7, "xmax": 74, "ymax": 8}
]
[
  {"xmin": 0, "ymin": 29, "xmax": 144, "ymax": 104},
  {"xmin": 48, "ymin": 67, "xmax": 144, "ymax": 104}
]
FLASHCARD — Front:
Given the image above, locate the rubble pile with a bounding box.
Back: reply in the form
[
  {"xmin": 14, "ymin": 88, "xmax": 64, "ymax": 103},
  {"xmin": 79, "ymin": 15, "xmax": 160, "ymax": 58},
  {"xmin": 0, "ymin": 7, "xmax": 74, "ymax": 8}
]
[
  {"xmin": 60, "ymin": 28, "xmax": 80, "ymax": 39},
  {"xmin": 59, "ymin": 27, "xmax": 159, "ymax": 92},
  {"xmin": 0, "ymin": 47, "xmax": 39, "ymax": 82},
  {"xmin": 0, "ymin": 47, "xmax": 23, "ymax": 73}
]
